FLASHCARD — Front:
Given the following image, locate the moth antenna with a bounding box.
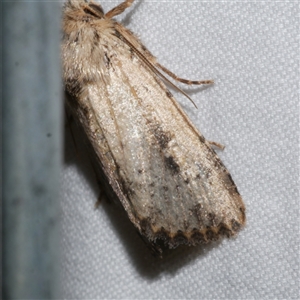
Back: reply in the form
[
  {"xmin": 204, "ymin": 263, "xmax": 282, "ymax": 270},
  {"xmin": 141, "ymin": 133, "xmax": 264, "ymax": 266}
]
[
  {"xmin": 105, "ymin": 0, "xmax": 135, "ymax": 19},
  {"xmin": 119, "ymin": 34, "xmax": 199, "ymax": 108},
  {"xmin": 156, "ymin": 63, "xmax": 214, "ymax": 86}
]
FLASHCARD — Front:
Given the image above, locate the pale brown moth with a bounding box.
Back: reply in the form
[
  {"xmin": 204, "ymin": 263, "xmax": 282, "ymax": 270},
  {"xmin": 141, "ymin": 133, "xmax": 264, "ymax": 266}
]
[{"xmin": 62, "ymin": 0, "xmax": 246, "ymax": 255}]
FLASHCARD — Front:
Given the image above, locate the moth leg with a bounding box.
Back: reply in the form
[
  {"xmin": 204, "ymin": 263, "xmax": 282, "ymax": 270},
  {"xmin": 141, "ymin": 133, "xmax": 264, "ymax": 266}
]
[
  {"xmin": 156, "ymin": 62, "xmax": 214, "ymax": 85},
  {"xmin": 207, "ymin": 140, "xmax": 225, "ymax": 150},
  {"xmin": 105, "ymin": 0, "xmax": 134, "ymax": 19}
]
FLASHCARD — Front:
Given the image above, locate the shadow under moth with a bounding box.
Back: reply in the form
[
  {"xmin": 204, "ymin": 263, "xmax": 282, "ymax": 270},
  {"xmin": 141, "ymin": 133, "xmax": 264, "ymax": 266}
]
[{"xmin": 62, "ymin": 0, "xmax": 246, "ymax": 255}]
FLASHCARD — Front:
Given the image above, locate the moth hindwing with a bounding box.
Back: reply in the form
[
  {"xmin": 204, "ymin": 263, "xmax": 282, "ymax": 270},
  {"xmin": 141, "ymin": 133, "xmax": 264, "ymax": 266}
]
[{"xmin": 62, "ymin": 0, "xmax": 246, "ymax": 255}]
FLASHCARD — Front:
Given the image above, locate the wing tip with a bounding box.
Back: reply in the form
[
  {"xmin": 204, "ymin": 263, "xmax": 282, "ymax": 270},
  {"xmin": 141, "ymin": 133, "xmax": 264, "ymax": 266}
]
[{"xmin": 138, "ymin": 210, "xmax": 246, "ymax": 255}]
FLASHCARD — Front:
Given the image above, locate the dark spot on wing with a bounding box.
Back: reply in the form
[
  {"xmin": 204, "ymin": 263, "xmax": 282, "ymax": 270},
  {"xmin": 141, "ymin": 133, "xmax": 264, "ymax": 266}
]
[
  {"xmin": 193, "ymin": 205, "xmax": 217, "ymax": 228},
  {"xmin": 206, "ymin": 229, "xmax": 218, "ymax": 241},
  {"xmin": 211, "ymin": 155, "xmax": 224, "ymax": 169},
  {"xmin": 218, "ymin": 223, "xmax": 233, "ymax": 237},
  {"xmin": 172, "ymin": 230, "xmax": 189, "ymax": 247},
  {"xmin": 166, "ymin": 90, "xmax": 173, "ymax": 98},
  {"xmin": 231, "ymin": 219, "xmax": 242, "ymax": 232},
  {"xmin": 208, "ymin": 212, "xmax": 216, "ymax": 226},
  {"xmin": 164, "ymin": 156, "xmax": 180, "ymax": 174},
  {"xmin": 154, "ymin": 227, "xmax": 169, "ymax": 241},
  {"xmin": 191, "ymin": 229, "xmax": 207, "ymax": 243},
  {"xmin": 191, "ymin": 203, "xmax": 206, "ymax": 226},
  {"xmin": 153, "ymin": 126, "xmax": 171, "ymax": 149},
  {"xmin": 199, "ymin": 135, "xmax": 205, "ymax": 144}
]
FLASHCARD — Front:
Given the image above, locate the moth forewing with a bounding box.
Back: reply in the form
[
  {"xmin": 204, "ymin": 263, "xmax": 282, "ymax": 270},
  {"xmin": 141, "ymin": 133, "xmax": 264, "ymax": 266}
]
[{"xmin": 62, "ymin": 0, "xmax": 246, "ymax": 254}]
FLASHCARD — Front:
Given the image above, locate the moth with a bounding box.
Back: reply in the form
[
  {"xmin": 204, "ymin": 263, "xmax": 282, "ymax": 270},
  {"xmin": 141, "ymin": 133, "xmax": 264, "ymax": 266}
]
[{"xmin": 62, "ymin": 0, "xmax": 246, "ymax": 254}]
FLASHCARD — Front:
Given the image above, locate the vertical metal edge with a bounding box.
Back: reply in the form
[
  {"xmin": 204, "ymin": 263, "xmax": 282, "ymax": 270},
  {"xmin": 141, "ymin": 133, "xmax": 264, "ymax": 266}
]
[{"xmin": 2, "ymin": 1, "xmax": 63, "ymax": 298}]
